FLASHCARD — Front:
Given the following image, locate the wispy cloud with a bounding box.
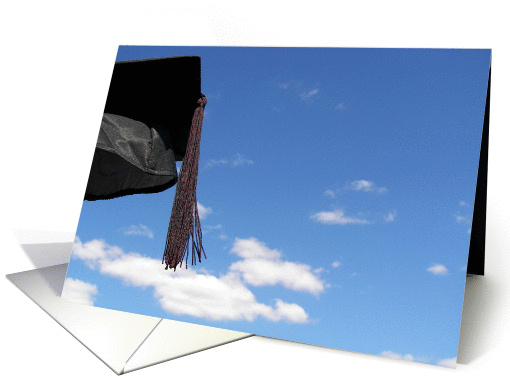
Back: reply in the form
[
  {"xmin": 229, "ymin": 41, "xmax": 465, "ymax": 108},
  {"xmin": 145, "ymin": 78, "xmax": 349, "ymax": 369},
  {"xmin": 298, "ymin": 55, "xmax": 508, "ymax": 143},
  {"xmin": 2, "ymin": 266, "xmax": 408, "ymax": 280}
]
[
  {"xmin": 232, "ymin": 153, "xmax": 254, "ymax": 167},
  {"xmin": 350, "ymin": 180, "xmax": 387, "ymax": 193},
  {"xmin": 71, "ymin": 237, "xmax": 311, "ymax": 323},
  {"xmin": 311, "ymin": 209, "xmax": 371, "ymax": 226},
  {"xmin": 61, "ymin": 278, "xmax": 98, "ymax": 306},
  {"xmin": 202, "ymin": 223, "xmax": 226, "ymax": 239},
  {"xmin": 278, "ymin": 80, "xmax": 320, "ymax": 102},
  {"xmin": 335, "ymin": 103, "xmax": 347, "ymax": 110},
  {"xmin": 204, "ymin": 154, "xmax": 254, "ymax": 169},
  {"xmin": 384, "ymin": 210, "xmax": 397, "ymax": 223},
  {"xmin": 229, "ymin": 237, "xmax": 326, "ymax": 296},
  {"xmin": 350, "ymin": 180, "xmax": 375, "ymax": 192},
  {"xmin": 204, "ymin": 159, "xmax": 228, "ymax": 168},
  {"xmin": 455, "ymin": 212, "xmax": 473, "ymax": 232},
  {"xmin": 455, "ymin": 201, "xmax": 471, "ymax": 226},
  {"xmin": 203, "ymin": 224, "xmax": 228, "ymax": 240},
  {"xmin": 380, "ymin": 351, "xmax": 433, "ymax": 365},
  {"xmin": 324, "ymin": 180, "xmax": 388, "ymax": 198},
  {"xmin": 380, "ymin": 351, "xmax": 415, "ymax": 362},
  {"xmin": 324, "ymin": 189, "xmax": 336, "ymax": 199},
  {"xmin": 204, "ymin": 224, "xmax": 222, "ymax": 230},
  {"xmin": 205, "ymin": 90, "xmax": 222, "ymax": 101},
  {"xmin": 300, "ymin": 88, "xmax": 319, "ymax": 101},
  {"xmin": 455, "ymin": 215, "xmax": 469, "ymax": 224},
  {"xmin": 427, "ymin": 264, "xmax": 448, "ymax": 276},
  {"xmin": 436, "ymin": 357, "xmax": 456, "ymax": 368},
  {"xmin": 332, "ymin": 261, "xmax": 342, "ymax": 268},
  {"xmin": 197, "ymin": 202, "xmax": 212, "ymax": 220},
  {"xmin": 121, "ymin": 224, "xmax": 154, "ymax": 239}
]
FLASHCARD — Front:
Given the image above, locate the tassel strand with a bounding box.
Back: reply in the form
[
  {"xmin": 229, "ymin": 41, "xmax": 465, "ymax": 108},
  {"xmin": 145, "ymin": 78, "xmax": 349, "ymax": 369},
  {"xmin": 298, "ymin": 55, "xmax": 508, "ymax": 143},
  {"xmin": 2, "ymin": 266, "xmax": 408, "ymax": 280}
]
[{"xmin": 163, "ymin": 95, "xmax": 207, "ymax": 271}]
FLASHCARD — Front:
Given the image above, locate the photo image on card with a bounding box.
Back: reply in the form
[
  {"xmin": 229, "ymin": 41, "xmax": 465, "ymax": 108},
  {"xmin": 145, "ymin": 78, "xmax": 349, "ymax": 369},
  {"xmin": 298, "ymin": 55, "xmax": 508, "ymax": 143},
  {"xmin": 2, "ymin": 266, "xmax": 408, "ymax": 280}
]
[{"xmin": 62, "ymin": 46, "xmax": 491, "ymax": 369}]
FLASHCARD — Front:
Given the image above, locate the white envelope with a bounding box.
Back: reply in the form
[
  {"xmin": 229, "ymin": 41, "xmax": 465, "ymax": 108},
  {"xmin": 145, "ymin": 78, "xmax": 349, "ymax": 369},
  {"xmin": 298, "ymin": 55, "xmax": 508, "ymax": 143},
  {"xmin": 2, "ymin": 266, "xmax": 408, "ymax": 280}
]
[{"xmin": 6, "ymin": 238, "xmax": 252, "ymax": 375}]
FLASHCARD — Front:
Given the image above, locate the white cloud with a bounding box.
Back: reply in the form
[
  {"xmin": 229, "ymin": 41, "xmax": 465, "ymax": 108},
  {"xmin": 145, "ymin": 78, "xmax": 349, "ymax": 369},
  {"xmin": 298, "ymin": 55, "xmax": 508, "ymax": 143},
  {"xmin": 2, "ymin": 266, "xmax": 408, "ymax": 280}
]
[
  {"xmin": 332, "ymin": 261, "xmax": 342, "ymax": 268},
  {"xmin": 204, "ymin": 154, "xmax": 254, "ymax": 169},
  {"xmin": 203, "ymin": 224, "xmax": 226, "ymax": 238},
  {"xmin": 61, "ymin": 278, "xmax": 98, "ymax": 306},
  {"xmin": 323, "ymin": 180, "xmax": 387, "ymax": 199},
  {"xmin": 204, "ymin": 158, "xmax": 228, "ymax": 168},
  {"xmin": 272, "ymin": 299, "xmax": 308, "ymax": 323},
  {"xmin": 229, "ymin": 237, "xmax": 325, "ymax": 296},
  {"xmin": 381, "ymin": 351, "xmax": 435, "ymax": 365},
  {"xmin": 70, "ymin": 237, "xmax": 310, "ymax": 323},
  {"xmin": 197, "ymin": 202, "xmax": 212, "ymax": 220},
  {"xmin": 232, "ymin": 153, "xmax": 254, "ymax": 167},
  {"xmin": 230, "ymin": 237, "xmax": 281, "ymax": 260},
  {"xmin": 427, "ymin": 264, "xmax": 448, "ymax": 276},
  {"xmin": 310, "ymin": 209, "xmax": 371, "ymax": 225},
  {"xmin": 324, "ymin": 189, "xmax": 336, "ymax": 198},
  {"xmin": 437, "ymin": 357, "xmax": 456, "ymax": 368},
  {"xmin": 230, "ymin": 258, "xmax": 324, "ymax": 296},
  {"xmin": 300, "ymin": 88, "xmax": 319, "ymax": 101},
  {"xmin": 335, "ymin": 103, "xmax": 347, "ymax": 110},
  {"xmin": 459, "ymin": 201, "xmax": 467, "ymax": 207},
  {"xmin": 122, "ymin": 224, "xmax": 154, "ymax": 239},
  {"xmin": 350, "ymin": 180, "xmax": 375, "ymax": 191},
  {"xmin": 350, "ymin": 180, "xmax": 387, "ymax": 193},
  {"xmin": 384, "ymin": 211, "xmax": 397, "ymax": 222},
  {"xmin": 100, "ymin": 255, "xmax": 308, "ymax": 323},
  {"xmin": 71, "ymin": 238, "xmax": 124, "ymax": 268},
  {"xmin": 204, "ymin": 224, "xmax": 223, "ymax": 230},
  {"xmin": 455, "ymin": 215, "xmax": 469, "ymax": 224},
  {"xmin": 380, "ymin": 351, "xmax": 414, "ymax": 362},
  {"xmin": 279, "ymin": 80, "xmax": 319, "ymax": 102}
]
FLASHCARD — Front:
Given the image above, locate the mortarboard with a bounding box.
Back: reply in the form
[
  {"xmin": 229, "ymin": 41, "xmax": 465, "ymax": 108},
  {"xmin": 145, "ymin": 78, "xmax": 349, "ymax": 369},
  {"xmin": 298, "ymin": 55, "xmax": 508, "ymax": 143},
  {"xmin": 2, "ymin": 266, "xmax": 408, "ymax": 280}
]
[{"xmin": 84, "ymin": 56, "xmax": 207, "ymax": 271}]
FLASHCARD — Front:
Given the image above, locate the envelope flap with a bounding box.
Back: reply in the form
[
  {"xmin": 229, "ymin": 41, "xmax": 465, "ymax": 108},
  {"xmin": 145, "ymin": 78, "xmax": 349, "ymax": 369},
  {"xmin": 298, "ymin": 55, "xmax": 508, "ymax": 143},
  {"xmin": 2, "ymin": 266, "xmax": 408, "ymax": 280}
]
[
  {"xmin": 123, "ymin": 319, "xmax": 252, "ymax": 373},
  {"xmin": 7, "ymin": 264, "xmax": 161, "ymax": 374}
]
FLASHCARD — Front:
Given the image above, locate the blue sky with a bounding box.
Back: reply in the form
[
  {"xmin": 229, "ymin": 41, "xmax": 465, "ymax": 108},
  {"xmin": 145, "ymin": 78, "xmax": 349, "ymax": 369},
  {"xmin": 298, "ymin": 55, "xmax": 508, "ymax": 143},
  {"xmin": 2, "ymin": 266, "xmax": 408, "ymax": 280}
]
[{"xmin": 63, "ymin": 46, "xmax": 490, "ymax": 368}]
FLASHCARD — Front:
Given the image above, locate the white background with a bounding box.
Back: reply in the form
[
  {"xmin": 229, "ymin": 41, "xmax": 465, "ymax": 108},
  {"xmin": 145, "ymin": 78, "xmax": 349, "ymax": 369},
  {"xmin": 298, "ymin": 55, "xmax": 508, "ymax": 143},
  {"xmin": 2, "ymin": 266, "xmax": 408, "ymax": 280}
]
[{"xmin": 1, "ymin": 1, "xmax": 509, "ymax": 380}]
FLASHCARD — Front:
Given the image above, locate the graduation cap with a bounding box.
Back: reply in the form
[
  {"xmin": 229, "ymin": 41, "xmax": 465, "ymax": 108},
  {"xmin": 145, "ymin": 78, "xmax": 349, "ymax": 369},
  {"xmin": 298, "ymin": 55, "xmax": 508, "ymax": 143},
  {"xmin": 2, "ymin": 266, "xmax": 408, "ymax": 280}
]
[{"xmin": 84, "ymin": 55, "xmax": 207, "ymax": 271}]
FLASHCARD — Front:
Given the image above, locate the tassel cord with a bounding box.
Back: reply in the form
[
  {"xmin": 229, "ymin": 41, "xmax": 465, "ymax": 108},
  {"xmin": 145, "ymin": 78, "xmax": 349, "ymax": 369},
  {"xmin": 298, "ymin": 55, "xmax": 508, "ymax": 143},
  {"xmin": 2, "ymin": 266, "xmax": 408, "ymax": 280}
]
[{"xmin": 163, "ymin": 95, "xmax": 207, "ymax": 271}]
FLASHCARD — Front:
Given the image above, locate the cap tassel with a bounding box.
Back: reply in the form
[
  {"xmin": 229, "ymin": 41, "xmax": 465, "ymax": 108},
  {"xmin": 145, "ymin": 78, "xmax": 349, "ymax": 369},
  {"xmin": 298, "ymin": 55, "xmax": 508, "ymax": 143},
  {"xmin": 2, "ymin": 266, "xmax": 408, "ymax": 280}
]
[{"xmin": 163, "ymin": 95, "xmax": 207, "ymax": 271}]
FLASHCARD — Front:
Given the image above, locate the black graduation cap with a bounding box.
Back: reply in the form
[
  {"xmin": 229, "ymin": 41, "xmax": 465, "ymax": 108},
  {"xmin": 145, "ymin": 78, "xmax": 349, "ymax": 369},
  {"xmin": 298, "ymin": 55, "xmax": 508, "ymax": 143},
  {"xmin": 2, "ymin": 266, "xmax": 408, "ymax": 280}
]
[{"xmin": 84, "ymin": 56, "xmax": 207, "ymax": 271}]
